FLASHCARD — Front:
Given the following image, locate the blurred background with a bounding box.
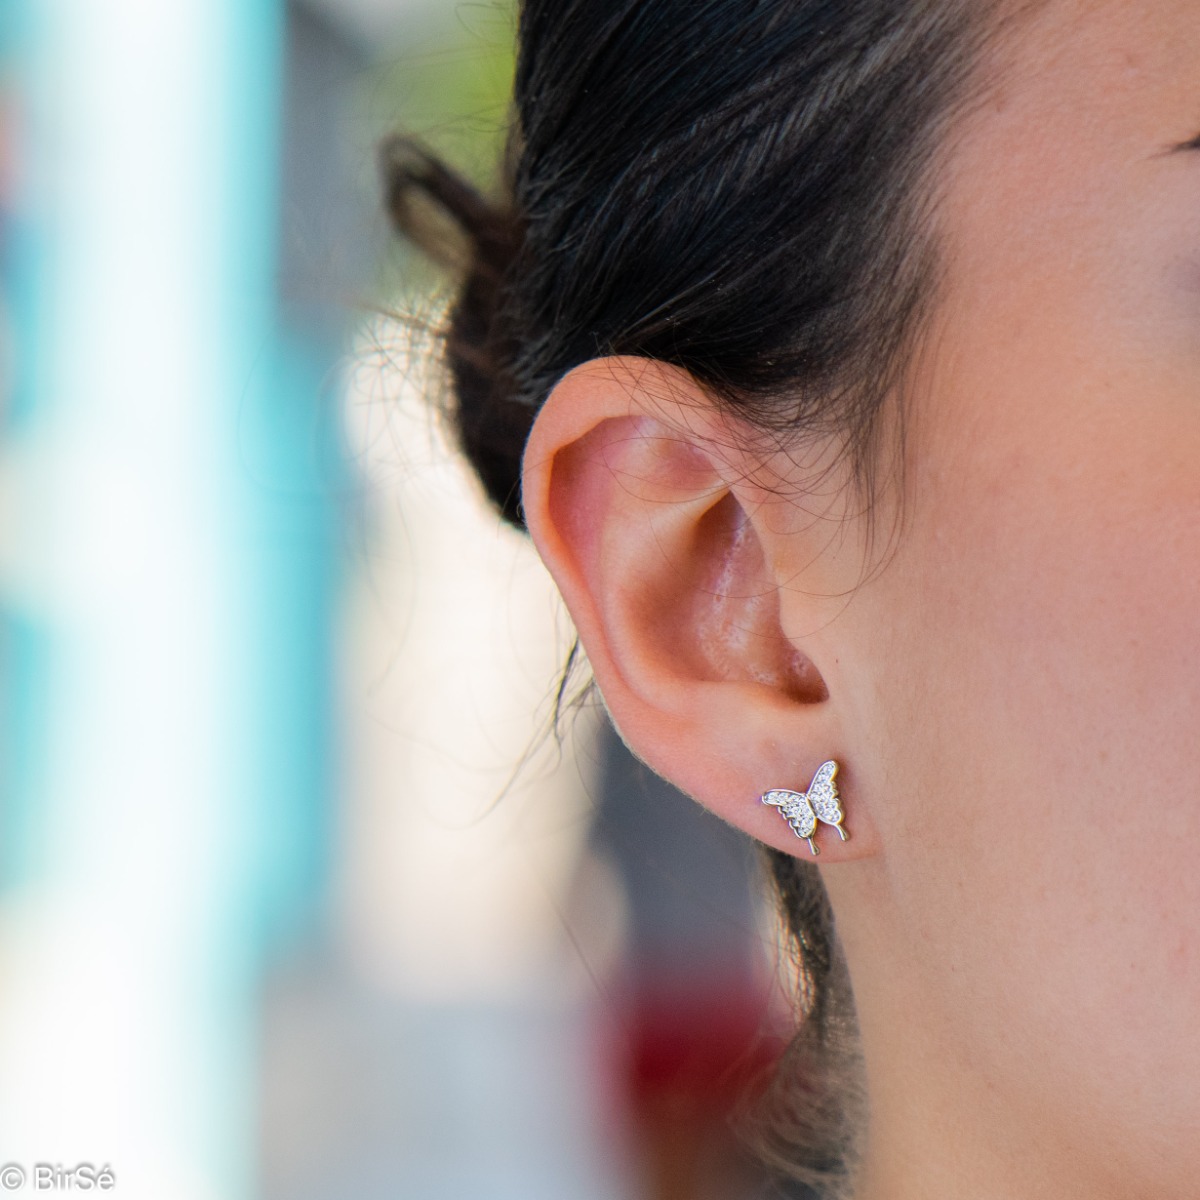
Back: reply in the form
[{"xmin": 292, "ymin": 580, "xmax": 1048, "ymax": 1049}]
[{"xmin": 0, "ymin": 2, "xmax": 798, "ymax": 1197}]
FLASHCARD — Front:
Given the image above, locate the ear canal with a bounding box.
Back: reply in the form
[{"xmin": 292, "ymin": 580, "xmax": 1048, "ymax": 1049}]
[{"xmin": 686, "ymin": 490, "xmax": 828, "ymax": 703}]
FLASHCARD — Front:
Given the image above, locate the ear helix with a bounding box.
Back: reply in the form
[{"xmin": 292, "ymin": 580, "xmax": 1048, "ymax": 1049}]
[{"xmin": 761, "ymin": 759, "xmax": 848, "ymax": 856}]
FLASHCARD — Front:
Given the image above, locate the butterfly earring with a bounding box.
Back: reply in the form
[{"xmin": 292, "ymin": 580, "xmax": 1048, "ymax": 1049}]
[{"xmin": 761, "ymin": 760, "xmax": 848, "ymax": 856}]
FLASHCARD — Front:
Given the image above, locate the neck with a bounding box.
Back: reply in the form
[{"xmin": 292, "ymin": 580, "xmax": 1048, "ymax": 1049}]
[
  {"xmin": 824, "ymin": 865, "xmax": 1188, "ymax": 1200},
  {"xmin": 842, "ymin": 940, "xmax": 1189, "ymax": 1200},
  {"xmin": 848, "ymin": 1039, "xmax": 1082, "ymax": 1200}
]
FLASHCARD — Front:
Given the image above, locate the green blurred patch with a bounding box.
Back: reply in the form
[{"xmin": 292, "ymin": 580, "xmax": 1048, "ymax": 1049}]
[{"xmin": 361, "ymin": 3, "xmax": 517, "ymax": 301}]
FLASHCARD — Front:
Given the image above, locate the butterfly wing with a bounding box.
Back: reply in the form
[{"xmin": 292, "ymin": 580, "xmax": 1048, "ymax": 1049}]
[
  {"xmin": 761, "ymin": 788, "xmax": 817, "ymax": 839},
  {"xmin": 805, "ymin": 760, "xmax": 844, "ymax": 827}
]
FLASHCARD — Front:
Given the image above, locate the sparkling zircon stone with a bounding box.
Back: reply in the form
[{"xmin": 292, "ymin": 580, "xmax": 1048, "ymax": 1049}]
[{"xmin": 789, "ymin": 807, "xmax": 817, "ymax": 837}]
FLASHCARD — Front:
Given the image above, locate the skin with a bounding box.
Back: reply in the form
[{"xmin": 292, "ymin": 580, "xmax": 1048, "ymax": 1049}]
[{"xmin": 521, "ymin": 2, "xmax": 1200, "ymax": 1197}]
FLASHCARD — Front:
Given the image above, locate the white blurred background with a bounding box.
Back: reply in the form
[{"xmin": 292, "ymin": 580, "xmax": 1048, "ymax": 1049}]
[{"xmin": 0, "ymin": 3, "xmax": 797, "ymax": 1198}]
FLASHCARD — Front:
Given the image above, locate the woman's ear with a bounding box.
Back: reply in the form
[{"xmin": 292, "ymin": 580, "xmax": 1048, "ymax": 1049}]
[{"xmin": 521, "ymin": 356, "xmax": 879, "ymax": 861}]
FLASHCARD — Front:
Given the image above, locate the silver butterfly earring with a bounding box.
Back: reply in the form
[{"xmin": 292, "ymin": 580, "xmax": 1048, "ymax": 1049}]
[{"xmin": 761, "ymin": 760, "xmax": 848, "ymax": 856}]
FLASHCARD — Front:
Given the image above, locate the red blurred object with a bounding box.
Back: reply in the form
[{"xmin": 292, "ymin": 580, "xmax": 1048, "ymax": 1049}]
[
  {"xmin": 626, "ymin": 983, "xmax": 779, "ymax": 1115},
  {"xmin": 606, "ymin": 977, "xmax": 785, "ymax": 1200}
]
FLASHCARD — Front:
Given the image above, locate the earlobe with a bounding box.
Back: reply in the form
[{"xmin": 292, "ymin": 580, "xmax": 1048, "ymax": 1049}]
[{"xmin": 521, "ymin": 356, "xmax": 878, "ymax": 862}]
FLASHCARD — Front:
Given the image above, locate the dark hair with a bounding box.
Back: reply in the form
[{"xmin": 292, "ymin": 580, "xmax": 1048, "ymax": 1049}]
[{"xmin": 384, "ymin": 1, "xmax": 1005, "ymax": 1193}]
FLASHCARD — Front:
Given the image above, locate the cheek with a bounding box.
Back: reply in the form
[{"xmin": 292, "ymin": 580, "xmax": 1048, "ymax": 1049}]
[
  {"xmin": 843, "ymin": 374, "xmax": 1200, "ymax": 1127},
  {"xmin": 870, "ymin": 147, "xmax": 1200, "ymax": 930},
  {"xmin": 836, "ymin": 0, "xmax": 1200, "ymax": 1152},
  {"xmin": 849, "ymin": 400, "xmax": 1200, "ymax": 1132}
]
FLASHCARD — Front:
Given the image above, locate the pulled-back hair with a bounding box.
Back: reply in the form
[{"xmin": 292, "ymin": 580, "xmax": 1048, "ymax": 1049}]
[{"xmin": 383, "ymin": 1, "xmax": 1004, "ymax": 1192}]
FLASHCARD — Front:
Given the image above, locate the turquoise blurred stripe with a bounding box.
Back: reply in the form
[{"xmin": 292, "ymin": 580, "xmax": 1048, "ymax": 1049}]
[{"xmin": 0, "ymin": 0, "xmax": 342, "ymax": 1196}]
